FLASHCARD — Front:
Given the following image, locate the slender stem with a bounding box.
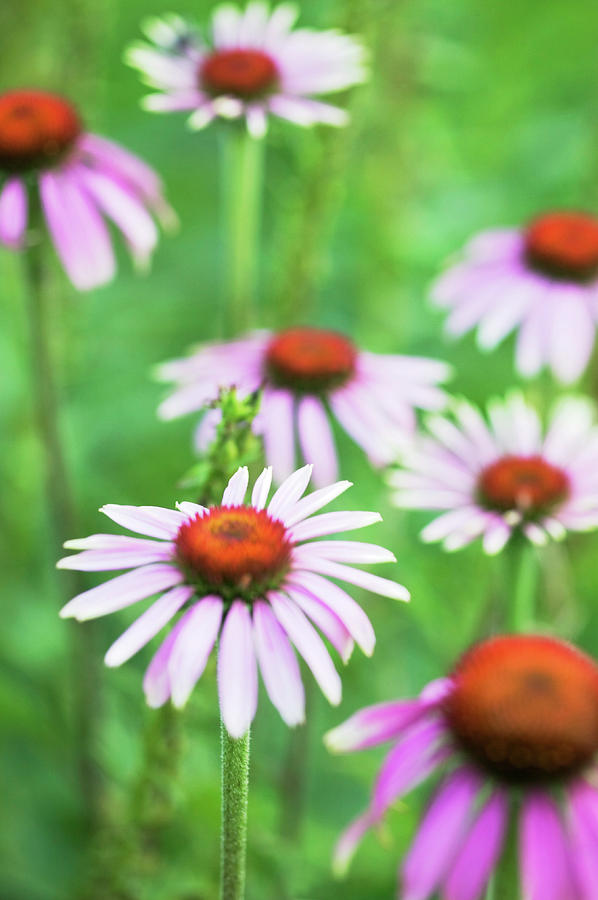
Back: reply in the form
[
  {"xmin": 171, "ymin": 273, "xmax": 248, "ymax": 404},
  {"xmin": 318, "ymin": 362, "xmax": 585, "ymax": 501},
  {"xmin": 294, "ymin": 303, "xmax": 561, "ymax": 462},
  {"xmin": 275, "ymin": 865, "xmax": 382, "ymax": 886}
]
[
  {"xmin": 24, "ymin": 235, "xmax": 100, "ymax": 829},
  {"xmin": 507, "ymin": 537, "xmax": 538, "ymax": 633},
  {"xmin": 220, "ymin": 126, "xmax": 265, "ymax": 336},
  {"xmin": 220, "ymin": 723, "xmax": 250, "ymax": 900}
]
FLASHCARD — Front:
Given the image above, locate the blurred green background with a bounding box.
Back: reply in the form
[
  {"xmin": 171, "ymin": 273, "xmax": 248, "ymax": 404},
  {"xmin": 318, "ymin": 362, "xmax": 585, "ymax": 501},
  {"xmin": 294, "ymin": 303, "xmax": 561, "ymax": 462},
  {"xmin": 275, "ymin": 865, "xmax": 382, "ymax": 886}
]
[{"xmin": 3, "ymin": 0, "xmax": 598, "ymax": 897}]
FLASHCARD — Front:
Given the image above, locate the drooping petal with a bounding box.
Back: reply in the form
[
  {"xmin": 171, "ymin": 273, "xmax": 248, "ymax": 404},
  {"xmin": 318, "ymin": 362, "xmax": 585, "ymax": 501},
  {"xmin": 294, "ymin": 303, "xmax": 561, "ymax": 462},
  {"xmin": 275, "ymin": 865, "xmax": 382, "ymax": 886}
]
[
  {"xmin": 261, "ymin": 388, "xmax": 296, "ymax": 483},
  {"xmin": 287, "ymin": 570, "xmax": 375, "ymax": 656},
  {"xmin": 105, "ymin": 585, "xmax": 193, "ymax": 667},
  {"xmin": 297, "ymin": 395, "xmax": 339, "ymax": 488},
  {"xmin": 218, "ymin": 601, "xmax": 258, "ymax": 737},
  {"xmin": 252, "ymin": 600, "xmax": 305, "ymax": 726},
  {"xmin": 39, "ymin": 168, "xmax": 116, "ymax": 290},
  {"xmin": 269, "ymin": 591, "xmax": 341, "ymax": 705},
  {"xmin": 325, "ymin": 697, "xmax": 439, "ymax": 753},
  {"xmin": 443, "ymin": 789, "xmax": 508, "ymax": 900},
  {"xmin": 284, "ymin": 586, "xmax": 353, "ymax": 663},
  {"xmin": 0, "ymin": 177, "xmax": 28, "ymax": 247},
  {"xmin": 520, "ymin": 792, "xmax": 575, "ymax": 900},
  {"xmin": 401, "ymin": 768, "xmax": 481, "ymax": 900},
  {"xmin": 169, "ymin": 595, "xmax": 224, "ymax": 707}
]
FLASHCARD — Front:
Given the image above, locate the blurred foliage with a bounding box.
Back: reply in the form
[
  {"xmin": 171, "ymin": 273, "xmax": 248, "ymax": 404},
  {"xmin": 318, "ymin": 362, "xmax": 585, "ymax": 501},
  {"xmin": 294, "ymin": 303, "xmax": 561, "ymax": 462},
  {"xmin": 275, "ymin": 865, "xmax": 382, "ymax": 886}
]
[{"xmin": 2, "ymin": 0, "xmax": 598, "ymax": 898}]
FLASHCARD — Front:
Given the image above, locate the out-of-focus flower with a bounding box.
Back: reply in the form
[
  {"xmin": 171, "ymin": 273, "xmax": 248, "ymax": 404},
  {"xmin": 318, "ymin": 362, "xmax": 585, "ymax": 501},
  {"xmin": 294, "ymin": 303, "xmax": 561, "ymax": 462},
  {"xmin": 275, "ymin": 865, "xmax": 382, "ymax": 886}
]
[
  {"xmin": 327, "ymin": 634, "xmax": 598, "ymax": 900},
  {"xmin": 58, "ymin": 465, "xmax": 408, "ymax": 737},
  {"xmin": 389, "ymin": 392, "xmax": 598, "ymax": 553},
  {"xmin": 432, "ymin": 212, "xmax": 598, "ymax": 383},
  {"xmin": 156, "ymin": 327, "xmax": 451, "ymax": 488},
  {"xmin": 0, "ymin": 89, "xmax": 174, "ymax": 290},
  {"xmin": 126, "ymin": 3, "xmax": 367, "ymax": 137}
]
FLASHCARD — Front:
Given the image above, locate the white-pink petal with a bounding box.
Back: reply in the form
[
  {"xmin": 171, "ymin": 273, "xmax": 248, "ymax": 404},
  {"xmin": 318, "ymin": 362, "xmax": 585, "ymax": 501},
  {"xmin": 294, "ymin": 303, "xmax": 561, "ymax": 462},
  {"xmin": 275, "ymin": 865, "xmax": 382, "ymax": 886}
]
[
  {"xmin": 252, "ymin": 600, "xmax": 305, "ymax": 726},
  {"xmin": 105, "ymin": 584, "xmax": 193, "ymax": 667},
  {"xmin": 218, "ymin": 601, "xmax": 258, "ymax": 738}
]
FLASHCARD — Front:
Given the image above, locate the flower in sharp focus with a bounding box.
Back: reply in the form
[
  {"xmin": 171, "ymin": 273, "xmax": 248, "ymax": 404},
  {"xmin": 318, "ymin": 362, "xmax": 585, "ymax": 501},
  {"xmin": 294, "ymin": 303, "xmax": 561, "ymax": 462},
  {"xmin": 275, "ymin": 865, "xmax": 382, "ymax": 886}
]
[
  {"xmin": 125, "ymin": 3, "xmax": 367, "ymax": 137},
  {"xmin": 326, "ymin": 634, "xmax": 598, "ymax": 900},
  {"xmin": 0, "ymin": 89, "xmax": 174, "ymax": 290},
  {"xmin": 58, "ymin": 465, "xmax": 408, "ymax": 738},
  {"xmin": 388, "ymin": 391, "xmax": 598, "ymax": 554},
  {"xmin": 156, "ymin": 327, "xmax": 451, "ymax": 489},
  {"xmin": 432, "ymin": 211, "xmax": 598, "ymax": 383}
]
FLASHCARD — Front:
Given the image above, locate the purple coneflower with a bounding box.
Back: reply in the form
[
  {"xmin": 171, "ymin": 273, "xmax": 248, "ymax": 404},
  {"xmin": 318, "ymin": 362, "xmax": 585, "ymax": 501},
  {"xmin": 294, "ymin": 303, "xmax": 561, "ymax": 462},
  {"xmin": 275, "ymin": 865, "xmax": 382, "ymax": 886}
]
[
  {"xmin": 58, "ymin": 464, "xmax": 408, "ymax": 737},
  {"xmin": 126, "ymin": 4, "xmax": 367, "ymax": 136},
  {"xmin": 0, "ymin": 89, "xmax": 173, "ymax": 290},
  {"xmin": 389, "ymin": 392, "xmax": 598, "ymax": 553},
  {"xmin": 157, "ymin": 327, "xmax": 450, "ymax": 488},
  {"xmin": 327, "ymin": 634, "xmax": 598, "ymax": 900},
  {"xmin": 432, "ymin": 212, "xmax": 598, "ymax": 383}
]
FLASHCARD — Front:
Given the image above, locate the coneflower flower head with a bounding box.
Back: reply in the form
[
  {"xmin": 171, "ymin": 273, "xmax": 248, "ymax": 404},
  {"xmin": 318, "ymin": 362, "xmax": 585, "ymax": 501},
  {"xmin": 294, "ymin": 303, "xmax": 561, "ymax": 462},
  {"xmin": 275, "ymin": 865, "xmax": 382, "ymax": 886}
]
[
  {"xmin": 0, "ymin": 88, "xmax": 174, "ymax": 289},
  {"xmin": 432, "ymin": 211, "xmax": 598, "ymax": 384},
  {"xmin": 157, "ymin": 327, "xmax": 450, "ymax": 488},
  {"xmin": 59, "ymin": 465, "xmax": 408, "ymax": 737},
  {"xmin": 327, "ymin": 634, "xmax": 598, "ymax": 900},
  {"xmin": 126, "ymin": 3, "xmax": 368, "ymax": 137}
]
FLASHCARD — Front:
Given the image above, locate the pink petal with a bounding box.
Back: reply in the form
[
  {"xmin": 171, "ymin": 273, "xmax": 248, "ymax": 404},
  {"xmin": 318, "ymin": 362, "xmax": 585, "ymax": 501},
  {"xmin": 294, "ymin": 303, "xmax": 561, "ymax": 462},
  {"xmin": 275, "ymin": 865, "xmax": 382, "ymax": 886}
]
[
  {"xmin": 297, "ymin": 395, "xmax": 339, "ymax": 488},
  {"xmin": 104, "ymin": 584, "xmax": 193, "ymax": 667},
  {"xmin": 287, "ymin": 570, "xmax": 375, "ymax": 656},
  {"xmin": 569, "ymin": 780, "xmax": 598, "ymax": 899},
  {"xmin": 443, "ymin": 789, "xmax": 508, "ymax": 900},
  {"xmin": 251, "ymin": 467, "xmax": 273, "ymax": 509},
  {"xmin": 520, "ymin": 791, "xmax": 575, "ymax": 900},
  {"xmin": 269, "ymin": 591, "xmax": 341, "ymax": 705},
  {"xmin": 143, "ymin": 612, "xmax": 190, "ymax": 707},
  {"xmin": 100, "ymin": 504, "xmax": 186, "ymax": 539},
  {"xmin": 76, "ymin": 166, "xmax": 158, "ymax": 262},
  {"xmin": 267, "ymin": 464, "xmax": 313, "ymax": 519},
  {"xmin": 0, "ymin": 177, "xmax": 27, "ymax": 247},
  {"xmin": 295, "ymin": 555, "xmax": 409, "ymax": 602},
  {"xmin": 401, "ymin": 768, "xmax": 481, "ymax": 900},
  {"xmin": 290, "ymin": 510, "xmax": 381, "ymax": 541},
  {"xmin": 222, "ymin": 466, "xmax": 249, "ymax": 506},
  {"xmin": 169, "ymin": 595, "xmax": 224, "ymax": 707},
  {"xmin": 261, "ymin": 388, "xmax": 296, "ymax": 483},
  {"xmin": 281, "ymin": 479, "xmax": 352, "ymax": 527},
  {"xmin": 60, "ymin": 563, "xmax": 183, "ymax": 620},
  {"xmin": 252, "ymin": 600, "xmax": 305, "ymax": 726},
  {"xmin": 285, "ymin": 586, "xmax": 353, "ymax": 663},
  {"xmin": 39, "ymin": 168, "xmax": 115, "ymax": 290},
  {"xmin": 218, "ymin": 601, "xmax": 258, "ymax": 737},
  {"xmin": 325, "ymin": 698, "xmax": 434, "ymax": 753}
]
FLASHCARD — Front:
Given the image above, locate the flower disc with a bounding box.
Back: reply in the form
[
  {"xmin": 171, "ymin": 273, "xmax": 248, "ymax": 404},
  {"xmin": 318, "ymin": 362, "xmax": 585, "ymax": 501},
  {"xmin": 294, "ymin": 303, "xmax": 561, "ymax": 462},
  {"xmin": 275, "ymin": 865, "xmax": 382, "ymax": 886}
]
[
  {"xmin": 525, "ymin": 212, "xmax": 598, "ymax": 282},
  {"xmin": 200, "ymin": 49, "xmax": 279, "ymax": 98},
  {"xmin": 445, "ymin": 635, "xmax": 598, "ymax": 782},
  {"xmin": 175, "ymin": 505, "xmax": 292, "ymax": 597},
  {"xmin": 265, "ymin": 327, "xmax": 357, "ymax": 394},
  {"xmin": 0, "ymin": 90, "xmax": 81, "ymax": 172},
  {"xmin": 477, "ymin": 455, "xmax": 569, "ymax": 518}
]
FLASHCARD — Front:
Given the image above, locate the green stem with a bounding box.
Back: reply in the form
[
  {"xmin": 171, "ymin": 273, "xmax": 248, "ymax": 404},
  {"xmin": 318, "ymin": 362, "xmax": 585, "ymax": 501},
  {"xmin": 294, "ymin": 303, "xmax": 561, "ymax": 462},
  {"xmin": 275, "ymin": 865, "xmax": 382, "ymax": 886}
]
[
  {"xmin": 220, "ymin": 723, "xmax": 250, "ymax": 900},
  {"xmin": 24, "ymin": 236, "xmax": 101, "ymax": 830},
  {"xmin": 220, "ymin": 126, "xmax": 265, "ymax": 336},
  {"xmin": 507, "ymin": 537, "xmax": 538, "ymax": 633}
]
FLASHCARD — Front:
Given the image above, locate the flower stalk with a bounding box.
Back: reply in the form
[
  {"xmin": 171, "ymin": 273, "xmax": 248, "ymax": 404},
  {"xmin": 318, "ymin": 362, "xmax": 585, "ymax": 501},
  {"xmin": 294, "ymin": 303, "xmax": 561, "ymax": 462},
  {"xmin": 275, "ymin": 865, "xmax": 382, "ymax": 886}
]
[
  {"xmin": 507, "ymin": 536, "xmax": 538, "ymax": 633},
  {"xmin": 220, "ymin": 723, "xmax": 251, "ymax": 900},
  {"xmin": 24, "ymin": 226, "xmax": 100, "ymax": 828},
  {"xmin": 220, "ymin": 126, "xmax": 265, "ymax": 336}
]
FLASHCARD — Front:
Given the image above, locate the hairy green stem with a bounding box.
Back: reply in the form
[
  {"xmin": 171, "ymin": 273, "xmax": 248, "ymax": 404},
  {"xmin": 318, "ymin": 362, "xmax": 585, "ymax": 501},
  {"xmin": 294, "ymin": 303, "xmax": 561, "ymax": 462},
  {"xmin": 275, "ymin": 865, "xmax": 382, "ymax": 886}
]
[
  {"xmin": 220, "ymin": 723, "xmax": 250, "ymax": 900},
  {"xmin": 220, "ymin": 126, "xmax": 265, "ymax": 336},
  {"xmin": 507, "ymin": 538, "xmax": 538, "ymax": 633},
  {"xmin": 24, "ymin": 237, "xmax": 100, "ymax": 829}
]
